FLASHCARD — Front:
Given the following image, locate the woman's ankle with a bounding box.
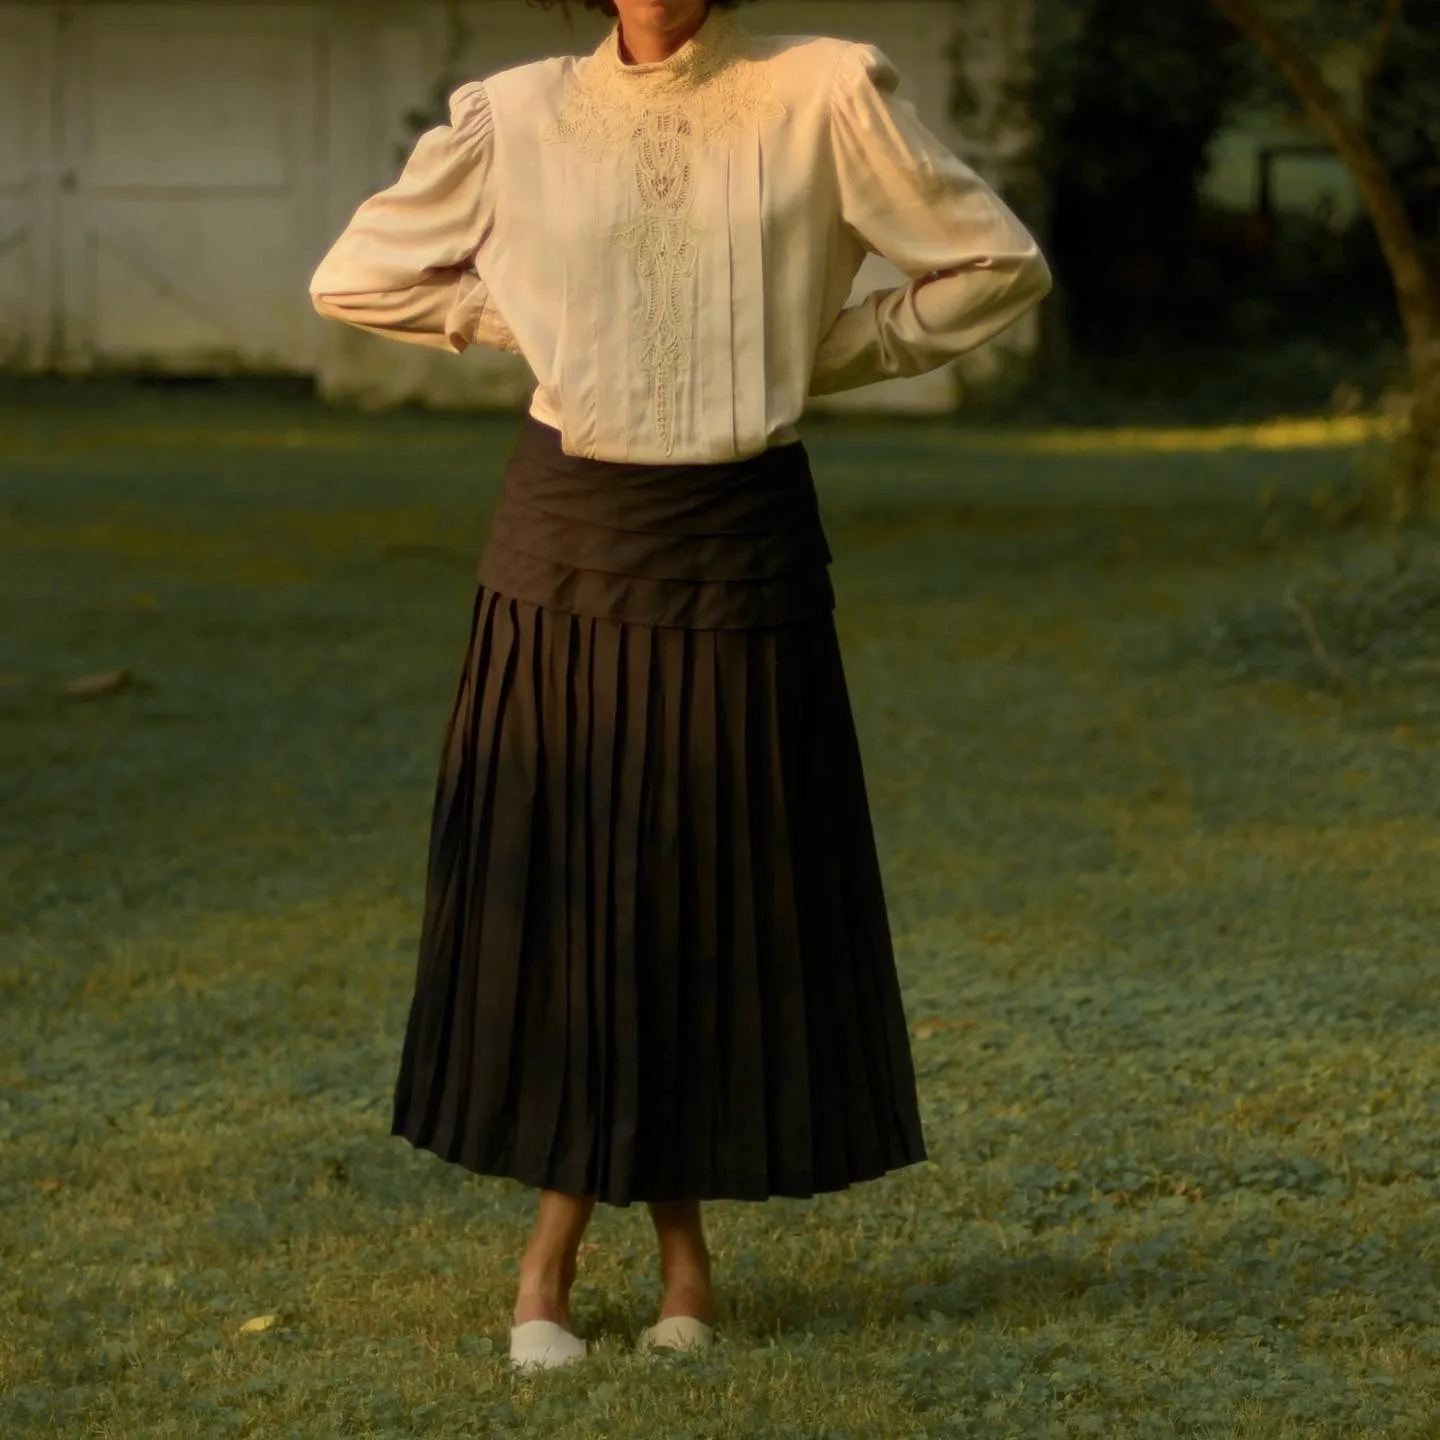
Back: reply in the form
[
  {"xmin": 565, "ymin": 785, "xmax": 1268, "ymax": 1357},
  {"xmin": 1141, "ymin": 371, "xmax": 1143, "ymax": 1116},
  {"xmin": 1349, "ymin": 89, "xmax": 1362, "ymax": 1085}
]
[
  {"xmin": 658, "ymin": 1272, "xmax": 715, "ymax": 1324},
  {"xmin": 518, "ymin": 1250, "xmax": 578, "ymax": 1294},
  {"xmin": 659, "ymin": 1246, "xmax": 710, "ymax": 1282}
]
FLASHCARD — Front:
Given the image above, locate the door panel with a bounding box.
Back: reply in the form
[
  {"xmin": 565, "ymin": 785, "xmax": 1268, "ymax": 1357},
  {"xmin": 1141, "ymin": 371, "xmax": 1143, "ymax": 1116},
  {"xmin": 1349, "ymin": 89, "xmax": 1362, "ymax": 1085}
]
[
  {"xmin": 0, "ymin": 8, "xmax": 55, "ymax": 371},
  {"xmin": 57, "ymin": 5, "xmax": 326, "ymax": 373}
]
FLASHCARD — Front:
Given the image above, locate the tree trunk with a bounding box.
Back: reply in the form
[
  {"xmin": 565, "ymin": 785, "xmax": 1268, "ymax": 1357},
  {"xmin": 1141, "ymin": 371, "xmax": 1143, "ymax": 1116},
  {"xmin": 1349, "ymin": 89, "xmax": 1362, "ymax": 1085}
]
[{"xmin": 1209, "ymin": 0, "xmax": 1440, "ymax": 518}]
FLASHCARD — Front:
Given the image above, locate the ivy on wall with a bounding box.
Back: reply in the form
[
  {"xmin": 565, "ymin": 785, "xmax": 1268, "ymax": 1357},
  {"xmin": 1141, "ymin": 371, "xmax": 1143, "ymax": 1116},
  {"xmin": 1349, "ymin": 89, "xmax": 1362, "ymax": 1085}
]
[{"xmin": 393, "ymin": 0, "xmax": 475, "ymax": 170}]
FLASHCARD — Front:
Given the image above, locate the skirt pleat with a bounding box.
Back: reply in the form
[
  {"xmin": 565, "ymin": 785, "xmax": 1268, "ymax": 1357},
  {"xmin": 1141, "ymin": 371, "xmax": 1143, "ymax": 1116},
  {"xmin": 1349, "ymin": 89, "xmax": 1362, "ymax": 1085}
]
[{"xmin": 391, "ymin": 418, "xmax": 928, "ymax": 1207}]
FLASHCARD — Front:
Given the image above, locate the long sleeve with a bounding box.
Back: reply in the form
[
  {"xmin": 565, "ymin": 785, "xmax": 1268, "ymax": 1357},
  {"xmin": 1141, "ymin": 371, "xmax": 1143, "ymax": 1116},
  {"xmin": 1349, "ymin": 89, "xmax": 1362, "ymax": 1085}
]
[
  {"xmin": 309, "ymin": 81, "xmax": 517, "ymax": 355},
  {"xmin": 809, "ymin": 44, "xmax": 1053, "ymax": 398}
]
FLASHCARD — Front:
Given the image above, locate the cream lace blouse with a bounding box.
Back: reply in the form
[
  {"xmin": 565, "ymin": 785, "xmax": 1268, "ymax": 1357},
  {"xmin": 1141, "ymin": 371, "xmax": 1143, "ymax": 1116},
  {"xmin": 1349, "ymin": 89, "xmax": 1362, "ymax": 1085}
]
[{"xmin": 309, "ymin": 7, "xmax": 1052, "ymax": 464}]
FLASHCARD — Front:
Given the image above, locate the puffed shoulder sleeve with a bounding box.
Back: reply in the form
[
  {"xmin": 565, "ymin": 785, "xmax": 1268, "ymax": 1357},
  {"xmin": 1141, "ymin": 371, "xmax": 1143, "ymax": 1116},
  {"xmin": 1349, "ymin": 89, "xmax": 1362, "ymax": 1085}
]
[
  {"xmin": 309, "ymin": 81, "xmax": 517, "ymax": 355},
  {"xmin": 809, "ymin": 44, "xmax": 1053, "ymax": 397}
]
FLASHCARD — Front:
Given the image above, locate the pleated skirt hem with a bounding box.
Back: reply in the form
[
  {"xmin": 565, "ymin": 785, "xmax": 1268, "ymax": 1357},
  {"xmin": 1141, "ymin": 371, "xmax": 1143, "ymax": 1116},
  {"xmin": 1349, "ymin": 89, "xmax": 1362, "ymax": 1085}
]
[{"xmin": 388, "ymin": 1116, "xmax": 927, "ymax": 1207}]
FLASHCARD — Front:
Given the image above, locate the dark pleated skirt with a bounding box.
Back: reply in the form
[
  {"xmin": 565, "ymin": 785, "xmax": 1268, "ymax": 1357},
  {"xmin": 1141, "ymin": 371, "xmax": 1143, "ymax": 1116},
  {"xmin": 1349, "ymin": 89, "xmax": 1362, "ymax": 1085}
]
[{"xmin": 391, "ymin": 414, "xmax": 928, "ymax": 1207}]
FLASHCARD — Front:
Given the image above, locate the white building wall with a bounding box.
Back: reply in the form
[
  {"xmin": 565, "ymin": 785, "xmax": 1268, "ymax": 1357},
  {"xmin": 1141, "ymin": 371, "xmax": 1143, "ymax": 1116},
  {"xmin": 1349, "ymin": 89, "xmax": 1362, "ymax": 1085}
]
[
  {"xmin": 0, "ymin": 6, "xmax": 55, "ymax": 370},
  {"xmin": 1, "ymin": 2, "xmax": 329, "ymax": 376}
]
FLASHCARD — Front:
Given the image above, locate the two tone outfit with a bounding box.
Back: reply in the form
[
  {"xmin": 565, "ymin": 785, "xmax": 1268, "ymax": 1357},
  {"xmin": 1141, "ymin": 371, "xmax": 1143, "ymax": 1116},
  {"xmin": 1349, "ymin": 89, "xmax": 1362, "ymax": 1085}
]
[{"xmin": 310, "ymin": 7, "xmax": 1052, "ymax": 1207}]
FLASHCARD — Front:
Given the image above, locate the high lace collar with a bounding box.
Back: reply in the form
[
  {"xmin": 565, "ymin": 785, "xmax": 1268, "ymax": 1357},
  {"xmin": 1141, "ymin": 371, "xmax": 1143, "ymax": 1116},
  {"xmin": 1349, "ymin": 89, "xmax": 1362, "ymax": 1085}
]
[
  {"xmin": 546, "ymin": 5, "xmax": 783, "ymax": 159},
  {"xmin": 591, "ymin": 6, "xmax": 746, "ymax": 95}
]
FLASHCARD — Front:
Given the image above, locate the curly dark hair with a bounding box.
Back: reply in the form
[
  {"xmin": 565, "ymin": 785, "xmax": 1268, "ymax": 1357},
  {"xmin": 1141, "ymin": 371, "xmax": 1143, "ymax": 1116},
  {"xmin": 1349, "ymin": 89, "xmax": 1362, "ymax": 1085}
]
[{"xmin": 529, "ymin": 0, "xmax": 759, "ymax": 16}]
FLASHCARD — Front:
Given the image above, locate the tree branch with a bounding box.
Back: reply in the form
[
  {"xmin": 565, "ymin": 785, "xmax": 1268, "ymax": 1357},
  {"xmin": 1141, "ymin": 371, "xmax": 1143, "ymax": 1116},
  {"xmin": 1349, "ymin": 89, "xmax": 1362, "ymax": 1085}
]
[
  {"xmin": 1208, "ymin": 0, "xmax": 1440, "ymax": 358},
  {"xmin": 1360, "ymin": 0, "xmax": 1405, "ymax": 132}
]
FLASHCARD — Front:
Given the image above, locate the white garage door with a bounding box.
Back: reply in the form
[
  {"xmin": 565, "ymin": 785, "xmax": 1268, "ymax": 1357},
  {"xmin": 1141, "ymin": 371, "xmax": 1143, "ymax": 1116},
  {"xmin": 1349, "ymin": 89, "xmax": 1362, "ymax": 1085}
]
[
  {"xmin": 0, "ymin": 3, "xmax": 326, "ymax": 375},
  {"xmin": 0, "ymin": 8, "xmax": 55, "ymax": 371}
]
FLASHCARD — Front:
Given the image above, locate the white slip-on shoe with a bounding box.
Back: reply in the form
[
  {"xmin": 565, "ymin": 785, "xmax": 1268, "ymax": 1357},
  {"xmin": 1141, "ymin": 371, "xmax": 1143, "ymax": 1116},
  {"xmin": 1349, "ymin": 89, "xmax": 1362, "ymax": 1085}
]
[
  {"xmin": 636, "ymin": 1315, "xmax": 715, "ymax": 1352},
  {"xmin": 509, "ymin": 1318, "xmax": 587, "ymax": 1372}
]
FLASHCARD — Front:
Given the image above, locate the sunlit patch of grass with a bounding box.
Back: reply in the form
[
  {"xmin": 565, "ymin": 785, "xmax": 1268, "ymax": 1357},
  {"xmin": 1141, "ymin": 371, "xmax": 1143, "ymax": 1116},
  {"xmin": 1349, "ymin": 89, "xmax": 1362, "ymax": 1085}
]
[
  {"xmin": 948, "ymin": 413, "xmax": 1403, "ymax": 456},
  {"xmin": 1233, "ymin": 815, "xmax": 1440, "ymax": 864}
]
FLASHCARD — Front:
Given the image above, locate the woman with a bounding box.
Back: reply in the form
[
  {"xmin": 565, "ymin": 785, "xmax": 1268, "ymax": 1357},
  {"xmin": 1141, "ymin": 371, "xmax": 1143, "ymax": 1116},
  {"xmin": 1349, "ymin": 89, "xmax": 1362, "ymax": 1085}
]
[{"xmin": 310, "ymin": 0, "xmax": 1051, "ymax": 1374}]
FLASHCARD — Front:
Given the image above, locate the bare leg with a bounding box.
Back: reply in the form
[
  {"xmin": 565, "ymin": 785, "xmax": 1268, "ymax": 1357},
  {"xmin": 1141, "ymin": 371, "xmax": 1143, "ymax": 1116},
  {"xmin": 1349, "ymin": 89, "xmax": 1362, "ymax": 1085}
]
[
  {"xmin": 647, "ymin": 1198, "xmax": 716, "ymax": 1325},
  {"xmin": 512, "ymin": 1188, "xmax": 597, "ymax": 1330}
]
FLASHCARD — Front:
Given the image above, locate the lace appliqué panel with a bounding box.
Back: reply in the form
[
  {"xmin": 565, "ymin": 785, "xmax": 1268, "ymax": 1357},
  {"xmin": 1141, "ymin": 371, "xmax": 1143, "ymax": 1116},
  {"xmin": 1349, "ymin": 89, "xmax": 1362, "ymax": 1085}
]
[{"xmin": 541, "ymin": 21, "xmax": 786, "ymax": 456}]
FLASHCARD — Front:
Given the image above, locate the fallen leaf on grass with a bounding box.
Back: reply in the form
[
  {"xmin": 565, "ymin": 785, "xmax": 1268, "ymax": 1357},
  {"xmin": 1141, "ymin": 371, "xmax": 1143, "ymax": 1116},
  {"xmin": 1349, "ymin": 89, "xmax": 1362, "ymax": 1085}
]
[
  {"xmin": 34, "ymin": 1178, "xmax": 64, "ymax": 1193},
  {"xmin": 61, "ymin": 669, "xmax": 136, "ymax": 699},
  {"xmin": 237, "ymin": 1314, "xmax": 279, "ymax": 1335},
  {"xmin": 914, "ymin": 1018, "xmax": 981, "ymax": 1041}
]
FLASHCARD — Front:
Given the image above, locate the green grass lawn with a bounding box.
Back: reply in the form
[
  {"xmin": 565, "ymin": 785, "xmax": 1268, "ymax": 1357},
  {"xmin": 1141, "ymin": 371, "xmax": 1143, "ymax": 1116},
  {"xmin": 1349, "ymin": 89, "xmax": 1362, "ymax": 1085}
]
[{"xmin": 2, "ymin": 380, "xmax": 1438, "ymax": 1439}]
